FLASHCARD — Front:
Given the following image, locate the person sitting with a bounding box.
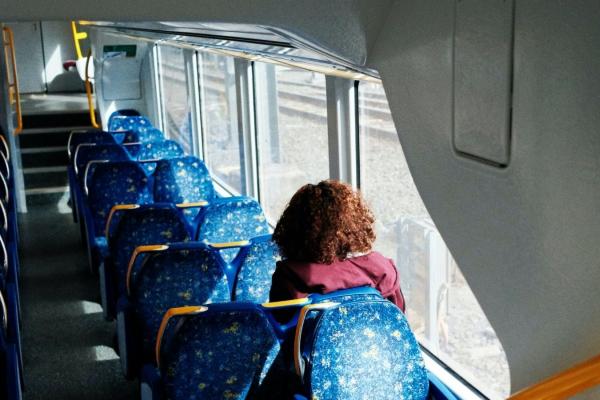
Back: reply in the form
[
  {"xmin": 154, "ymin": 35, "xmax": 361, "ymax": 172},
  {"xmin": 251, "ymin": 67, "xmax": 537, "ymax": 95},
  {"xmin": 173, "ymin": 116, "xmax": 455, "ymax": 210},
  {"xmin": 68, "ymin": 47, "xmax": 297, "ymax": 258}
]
[{"xmin": 269, "ymin": 180, "xmax": 405, "ymax": 314}]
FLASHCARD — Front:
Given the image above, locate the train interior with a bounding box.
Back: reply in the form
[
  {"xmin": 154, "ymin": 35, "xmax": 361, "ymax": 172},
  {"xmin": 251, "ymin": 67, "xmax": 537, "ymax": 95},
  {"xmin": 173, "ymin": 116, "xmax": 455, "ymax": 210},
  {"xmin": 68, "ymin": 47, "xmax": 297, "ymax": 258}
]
[{"xmin": 0, "ymin": 2, "xmax": 599, "ymax": 399}]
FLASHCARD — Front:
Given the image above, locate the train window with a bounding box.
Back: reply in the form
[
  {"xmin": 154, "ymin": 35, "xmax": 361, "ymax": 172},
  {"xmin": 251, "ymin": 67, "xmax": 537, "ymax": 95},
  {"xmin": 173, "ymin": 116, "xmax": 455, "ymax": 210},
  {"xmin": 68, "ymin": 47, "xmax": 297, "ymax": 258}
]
[
  {"xmin": 157, "ymin": 45, "xmax": 194, "ymax": 154},
  {"xmin": 254, "ymin": 63, "xmax": 329, "ymax": 221},
  {"xmin": 358, "ymin": 81, "xmax": 510, "ymax": 399},
  {"xmin": 198, "ymin": 53, "xmax": 245, "ymax": 194}
]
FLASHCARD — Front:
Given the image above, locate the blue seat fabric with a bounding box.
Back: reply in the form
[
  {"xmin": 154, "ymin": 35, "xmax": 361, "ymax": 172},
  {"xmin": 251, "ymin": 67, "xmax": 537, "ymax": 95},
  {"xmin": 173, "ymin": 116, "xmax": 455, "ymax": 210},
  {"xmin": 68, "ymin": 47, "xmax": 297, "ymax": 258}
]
[
  {"xmin": 108, "ymin": 206, "xmax": 193, "ymax": 296},
  {"xmin": 129, "ymin": 245, "xmax": 230, "ymax": 357},
  {"xmin": 233, "ymin": 235, "xmax": 279, "ymax": 303},
  {"xmin": 197, "ymin": 197, "xmax": 269, "ymax": 263},
  {"xmin": 300, "ymin": 300, "xmax": 429, "ymax": 400},
  {"xmin": 108, "ymin": 109, "xmax": 141, "ymax": 130},
  {"xmin": 109, "ymin": 115, "xmax": 153, "ymax": 133},
  {"xmin": 153, "ymin": 157, "xmax": 215, "ymax": 223},
  {"xmin": 160, "ymin": 305, "xmax": 285, "ymax": 400},
  {"xmin": 86, "ymin": 161, "xmax": 153, "ymax": 238}
]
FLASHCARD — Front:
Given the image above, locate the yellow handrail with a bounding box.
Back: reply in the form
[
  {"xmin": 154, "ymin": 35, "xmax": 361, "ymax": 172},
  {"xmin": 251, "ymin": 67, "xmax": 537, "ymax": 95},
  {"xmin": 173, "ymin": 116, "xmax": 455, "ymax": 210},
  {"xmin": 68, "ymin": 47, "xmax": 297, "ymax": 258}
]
[
  {"xmin": 70, "ymin": 21, "xmax": 88, "ymax": 60},
  {"xmin": 155, "ymin": 306, "xmax": 207, "ymax": 366},
  {"xmin": 508, "ymin": 354, "xmax": 600, "ymax": 400},
  {"xmin": 84, "ymin": 49, "xmax": 100, "ymax": 129},
  {"xmin": 2, "ymin": 27, "xmax": 23, "ymax": 135}
]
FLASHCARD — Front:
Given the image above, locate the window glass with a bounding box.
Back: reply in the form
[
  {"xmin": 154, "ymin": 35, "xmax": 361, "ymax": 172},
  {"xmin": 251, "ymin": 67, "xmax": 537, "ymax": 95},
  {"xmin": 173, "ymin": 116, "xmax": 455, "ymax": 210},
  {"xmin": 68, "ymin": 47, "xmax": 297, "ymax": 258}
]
[
  {"xmin": 158, "ymin": 45, "xmax": 194, "ymax": 154},
  {"xmin": 199, "ymin": 53, "xmax": 244, "ymax": 193},
  {"xmin": 254, "ymin": 63, "xmax": 329, "ymax": 221},
  {"xmin": 358, "ymin": 81, "xmax": 510, "ymax": 399}
]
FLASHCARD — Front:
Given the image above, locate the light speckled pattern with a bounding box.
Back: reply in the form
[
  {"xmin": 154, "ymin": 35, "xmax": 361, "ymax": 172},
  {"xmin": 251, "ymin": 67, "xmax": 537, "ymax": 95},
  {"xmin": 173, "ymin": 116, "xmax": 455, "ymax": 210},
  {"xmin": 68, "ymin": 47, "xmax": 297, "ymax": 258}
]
[
  {"xmin": 302, "ymin": 301, "xmax": 429, "ymax": 400},
  {"xmin": 136, "ymin": 141, "xmax": 185, "ymax": 174},
  {"xmin": 136, "ymin": 140, "xmax": 184, "ymax": 162},
  {"xmin": 108, "ymin": 207, "xmax": 192, "ymax": 296},
  {"xmin": 108, "ymin": 116, "xmax": 153, "ymax": 133},
  {"xmin": 87, "ymin": 162, "xmax": 153, "ymax": 237},
  {"xmin": 153, "ymin": 157, "xmax": 215, "ymax": 223},
  {"xmin": 234, "ymin": 237, "xmax": 280, "ymax": 303},
  {"xmin": 161, "ymin": 309, "xmax": 284, "ymax": 400},
  {"xmin": 130, "ymin": 247, "xmax": 230, "ymax": 358},
  {"xmin": 124, "ymin": 127, "xmax": 165, "ymax": 144},
  {"xmin": 197, "ymin": 198, "xmax": 269, "ymax": 263},
  {"xmin": 19, "ymin": 203, "xmax": 137, "ymax": 399}
]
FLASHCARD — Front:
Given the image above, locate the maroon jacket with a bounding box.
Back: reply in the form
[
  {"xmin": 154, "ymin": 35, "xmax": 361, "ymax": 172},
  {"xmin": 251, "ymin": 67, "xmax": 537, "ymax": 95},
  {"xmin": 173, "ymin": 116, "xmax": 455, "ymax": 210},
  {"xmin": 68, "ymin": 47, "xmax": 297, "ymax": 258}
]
[{"xmin": 269, "ymin": 251, "xmax": 405, "ymax": 311}]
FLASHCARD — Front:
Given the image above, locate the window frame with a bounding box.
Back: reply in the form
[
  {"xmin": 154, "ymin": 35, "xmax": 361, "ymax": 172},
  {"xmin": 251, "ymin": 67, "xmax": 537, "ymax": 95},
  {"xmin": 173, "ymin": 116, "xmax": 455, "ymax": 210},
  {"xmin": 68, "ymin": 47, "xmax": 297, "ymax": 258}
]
[{"xmin": 152, "ymin": 42, "xmax": 503, "ymax": 398}]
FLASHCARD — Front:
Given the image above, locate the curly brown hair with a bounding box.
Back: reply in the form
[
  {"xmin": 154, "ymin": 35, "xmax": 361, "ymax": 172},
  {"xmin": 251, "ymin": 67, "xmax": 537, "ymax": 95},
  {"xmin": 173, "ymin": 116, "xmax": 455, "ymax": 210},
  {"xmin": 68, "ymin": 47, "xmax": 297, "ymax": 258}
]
[{"xmin": 273, "ymin": 180, "xmax": 376, "ymax": 264}]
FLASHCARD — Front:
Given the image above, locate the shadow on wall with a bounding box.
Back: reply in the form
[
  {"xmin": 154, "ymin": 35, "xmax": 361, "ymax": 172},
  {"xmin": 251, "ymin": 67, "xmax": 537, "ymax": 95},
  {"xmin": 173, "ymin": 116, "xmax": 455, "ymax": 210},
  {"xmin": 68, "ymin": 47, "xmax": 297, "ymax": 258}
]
[{"xmin": 46, "ymin": 70, "xmax": 85, "ymax": 93}]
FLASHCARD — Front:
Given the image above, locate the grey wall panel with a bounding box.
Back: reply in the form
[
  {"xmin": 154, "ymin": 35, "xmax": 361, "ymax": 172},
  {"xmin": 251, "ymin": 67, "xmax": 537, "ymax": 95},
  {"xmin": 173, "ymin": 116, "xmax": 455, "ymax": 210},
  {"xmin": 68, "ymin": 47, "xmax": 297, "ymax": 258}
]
[
  {"xmin": 370, "ymin": 0, "xmax": 600, "ymax": 391},
  {"xmin": 6, "ymin": 22, "xmax": 45, "ymax": 93},
  {"xmin": 453, "ymin": 0, "xmax": 513, "ymax": 166},
  {"xmin": 91, "ymin": 30, "xmax": 150, "ymax": 127}
]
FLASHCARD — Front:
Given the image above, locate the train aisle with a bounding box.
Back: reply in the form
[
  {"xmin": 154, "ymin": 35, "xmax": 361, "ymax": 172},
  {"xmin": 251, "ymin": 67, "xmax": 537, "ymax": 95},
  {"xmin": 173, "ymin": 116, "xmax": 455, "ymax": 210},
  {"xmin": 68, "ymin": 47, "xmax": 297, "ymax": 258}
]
[{"xmin": 18, "ymin": 198, "xmax": 138, "ymax": 399}]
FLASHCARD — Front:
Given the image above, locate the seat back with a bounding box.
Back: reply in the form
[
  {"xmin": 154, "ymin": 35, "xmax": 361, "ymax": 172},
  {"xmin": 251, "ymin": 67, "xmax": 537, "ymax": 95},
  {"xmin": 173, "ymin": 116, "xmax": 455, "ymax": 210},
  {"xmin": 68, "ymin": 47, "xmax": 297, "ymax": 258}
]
[
  {"xmin": 108, "ymin": 109, "xmax": 141, "ymax": 130},
  {"xmin": 123, "ymin": 127, "xmax": 164, "ymax": 144},
  {"xmin": 86, "ymin": 161, "xmax": 153, "ymax": 237},
  {"xmin": 153, "ymin": 156, "xmax": 215, "ymax": 222},
  {"xmin": 128, "ymin": 242, "xmax": 230, "ymax": 357},
  {"xmin": 295, "ymin": 299, "xmax": 429, "ymax": 400},
  {"xmin": 157, "ymin": 303, "xmax": 286, "ymax": 399},
  {"xmin": 67, "ymin": 130, "xmax": 121, "ymax": 158},
  {"xmin": 135, "ymin": 140, "xmax": 184, "ymax": 161},
  {"xmin": 233, "ymin": 235, "xmax": 280, "ymax": 303},
  {"xmin": 196, "ymin": 197, "xmax": 269, "ymax": 263},
  {"xmin": 108, "ymin": 204, "xmax": 194, "ymax": 296},
  {"xmin": 108, "ymin": 115, "xmax": 153, "ymax": 133},
  {"xmin": 73, "ymin": 143, "xmax": 132, "ymax": 177}
]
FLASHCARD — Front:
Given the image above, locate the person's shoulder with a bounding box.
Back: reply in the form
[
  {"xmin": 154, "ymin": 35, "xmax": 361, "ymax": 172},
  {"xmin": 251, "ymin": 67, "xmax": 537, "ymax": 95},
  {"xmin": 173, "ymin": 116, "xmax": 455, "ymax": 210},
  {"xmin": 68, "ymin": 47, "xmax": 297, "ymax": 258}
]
[{"xmin": 356, "ymin": 251, "xmax": 396, "ymax": 270}]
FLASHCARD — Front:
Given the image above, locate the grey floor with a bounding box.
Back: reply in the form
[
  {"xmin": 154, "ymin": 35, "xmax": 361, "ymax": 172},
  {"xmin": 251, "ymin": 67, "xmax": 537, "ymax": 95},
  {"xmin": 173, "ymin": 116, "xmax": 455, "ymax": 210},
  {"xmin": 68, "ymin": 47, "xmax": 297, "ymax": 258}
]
[{"xmin": 19, "ymin": 199, "xmax": 138, "ymax": 399}]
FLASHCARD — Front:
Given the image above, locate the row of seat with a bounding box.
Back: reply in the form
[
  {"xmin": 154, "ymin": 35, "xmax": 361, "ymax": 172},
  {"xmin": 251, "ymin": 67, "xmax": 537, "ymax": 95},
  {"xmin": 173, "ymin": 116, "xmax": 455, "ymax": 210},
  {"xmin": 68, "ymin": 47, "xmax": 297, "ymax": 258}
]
[
  {"xmin": 68, "ymin": 111, "xmax": 458, "ymax": 399},
  {"xmin": 0, "ymin": 133, "xmax": 23, "ymax": 400}
]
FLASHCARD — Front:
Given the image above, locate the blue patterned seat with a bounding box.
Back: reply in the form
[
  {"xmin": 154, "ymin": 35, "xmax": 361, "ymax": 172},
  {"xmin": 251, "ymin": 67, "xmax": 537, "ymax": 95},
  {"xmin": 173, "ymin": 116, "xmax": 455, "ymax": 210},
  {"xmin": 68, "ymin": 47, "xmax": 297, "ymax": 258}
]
[
  {"xmin": 101, "ymin": 204, "xmax": 197, "ymax": 320},
  {"xmin": 117, "ymin": 242, "xmax": 230, "ymax": 377},
  {"xmin": 108, "ymin": 109, "xmax": 141, "ymax": 130},
  {"xmin": 196, "ymin": 197, "xmax": 269, "ymax": 263},
  {"xmin": 232, "ymin": 235, "xmax": 280, "ymax": 303},
  {"xmin": 141, "ymin": 303, "xmax": 287, "ymax": 400},
  {"xmin": 83, "ymin": 161, "xmax": 153, "ymax": 273},
  {"xmin": 134, "ymin": 141, "xmax": 184, "ymax": 174},
  {"xmin": 67, "ymin": 129, "xmax": 123, "ymax": 160},
  {"xmin": 153, "ymin": 157, "xmax": 215, "ymax": 222},
  {"xmin": 67, "ymin": 132, "xmax": 127, "ymax": 224},
  {"xmin": 136, "ymin": 140, "xmax": 184, "ymax": 162},
  {"xmin": 123, "ymin": 127, "xmax": 165, "ymax": 144},
  {"xmin": 294, "ymin": 299, "xmax": 429, "ymax": 400},
  {"xmin": 73, "ymin": 143, "xmax": 132, "ymax": 179},
  {"xmin": 109, "ymin": 115, "xmax": 153, "ymax": 133}
]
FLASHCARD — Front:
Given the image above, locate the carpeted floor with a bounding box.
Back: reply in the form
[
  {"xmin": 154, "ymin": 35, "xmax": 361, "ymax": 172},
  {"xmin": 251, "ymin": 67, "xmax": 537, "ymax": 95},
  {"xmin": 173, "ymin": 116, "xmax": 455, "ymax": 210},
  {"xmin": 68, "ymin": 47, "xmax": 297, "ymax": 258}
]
[{"xmin": 18, "ymin": 200, "xmax": 138, "ymax": 400}]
